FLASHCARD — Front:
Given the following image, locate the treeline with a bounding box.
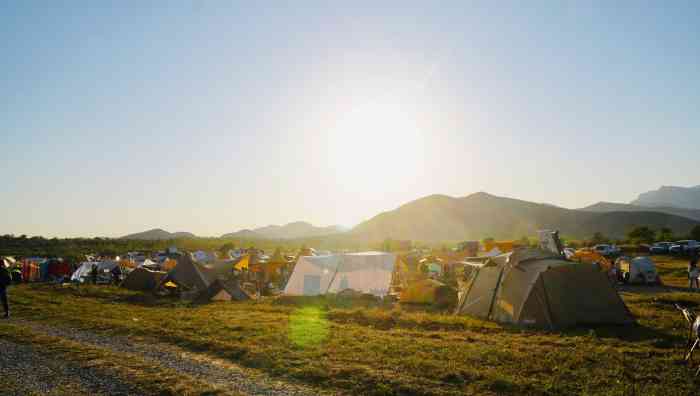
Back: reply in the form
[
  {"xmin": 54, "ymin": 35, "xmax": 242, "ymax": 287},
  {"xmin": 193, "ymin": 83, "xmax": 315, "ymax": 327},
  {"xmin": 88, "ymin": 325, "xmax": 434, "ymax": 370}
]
[
  {"xmin": 574, "ymin": 225, "xmax": 700, "ymax": 247},
  {"xmin": 0, "ymin": 234, "xmax": 375, "ymax": 263}
]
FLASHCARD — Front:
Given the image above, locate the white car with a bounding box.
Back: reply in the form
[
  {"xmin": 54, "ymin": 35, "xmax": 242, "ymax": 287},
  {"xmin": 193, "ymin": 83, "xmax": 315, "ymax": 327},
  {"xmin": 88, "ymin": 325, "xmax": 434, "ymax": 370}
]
[{"xmin": 593, "ymin": 244, "xmax": 620, "ymax": 257}]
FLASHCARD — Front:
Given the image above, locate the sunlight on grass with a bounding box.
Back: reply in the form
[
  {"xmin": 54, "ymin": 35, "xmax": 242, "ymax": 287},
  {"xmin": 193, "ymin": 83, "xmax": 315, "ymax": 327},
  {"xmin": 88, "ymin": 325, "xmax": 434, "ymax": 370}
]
[{"xmin": 288, "ymin": 306, "xmax": 329, "ymax": 348}]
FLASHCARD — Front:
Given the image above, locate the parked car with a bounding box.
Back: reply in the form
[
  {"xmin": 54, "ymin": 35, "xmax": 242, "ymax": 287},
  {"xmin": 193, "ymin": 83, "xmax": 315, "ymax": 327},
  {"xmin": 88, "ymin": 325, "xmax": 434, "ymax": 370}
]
[
  {"xmin": 649, "ymin": 241, "xmax": 674, "ymax": 254},
  {"xmin": 593, "ymin": 244, "xmax": 620, "ymax": 257},
  {"xmin": 616, "ymin": 256, "xmax": 661, "ymax": 285},
  {"xmin": 669, "ymin": 240, "xmax": 699, "ymax": 255}
]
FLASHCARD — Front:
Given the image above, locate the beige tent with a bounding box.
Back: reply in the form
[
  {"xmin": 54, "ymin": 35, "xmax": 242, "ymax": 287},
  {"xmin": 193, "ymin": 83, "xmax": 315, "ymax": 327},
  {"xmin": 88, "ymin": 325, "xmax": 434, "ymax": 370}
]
[
  {"xmin": 197, "ymin": 279, "xmax": 254, "ymax": 302},
  {"xmin": 455, "ymin": 248, "xmax": 633, "ymax": 329},
  {"xmin": 284, "ymin": 252, "xmax": 396, "ymax": 297}
]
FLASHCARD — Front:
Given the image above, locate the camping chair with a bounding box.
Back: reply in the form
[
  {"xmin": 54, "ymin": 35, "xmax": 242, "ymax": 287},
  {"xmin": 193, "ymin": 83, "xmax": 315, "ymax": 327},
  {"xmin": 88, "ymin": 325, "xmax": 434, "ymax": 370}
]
[{"xmin": 675, "ymin": 304, "xmax": 700, "ymax": 376}]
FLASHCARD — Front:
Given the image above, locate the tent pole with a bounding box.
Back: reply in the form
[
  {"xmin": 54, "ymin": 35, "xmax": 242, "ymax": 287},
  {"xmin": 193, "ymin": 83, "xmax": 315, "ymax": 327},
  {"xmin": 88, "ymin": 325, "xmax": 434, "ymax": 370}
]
[{"xmin": 487, "ymin": 267, "xmax": 505, "ymax": 320}]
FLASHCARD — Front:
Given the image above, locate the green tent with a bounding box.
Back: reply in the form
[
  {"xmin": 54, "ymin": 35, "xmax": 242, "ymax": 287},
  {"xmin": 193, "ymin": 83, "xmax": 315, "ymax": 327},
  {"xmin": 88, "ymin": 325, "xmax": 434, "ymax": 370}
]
[{"xmin": 455, "ymin": 248, "xmax": 633, "ymax": 329}]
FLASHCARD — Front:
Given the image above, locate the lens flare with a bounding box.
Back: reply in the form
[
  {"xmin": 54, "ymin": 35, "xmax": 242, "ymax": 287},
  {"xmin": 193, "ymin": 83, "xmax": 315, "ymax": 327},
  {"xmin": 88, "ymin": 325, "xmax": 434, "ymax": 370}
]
[{"xmin": 288, "ymin": 306, "xmax": 329, "ymax": 348}]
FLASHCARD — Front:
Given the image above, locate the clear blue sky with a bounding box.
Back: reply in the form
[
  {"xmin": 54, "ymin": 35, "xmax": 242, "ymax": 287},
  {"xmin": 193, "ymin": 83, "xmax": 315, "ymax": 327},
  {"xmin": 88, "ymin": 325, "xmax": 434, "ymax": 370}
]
[{"xmin": 1, "ymin": 1, "xmax": 699, "ymax": 237}]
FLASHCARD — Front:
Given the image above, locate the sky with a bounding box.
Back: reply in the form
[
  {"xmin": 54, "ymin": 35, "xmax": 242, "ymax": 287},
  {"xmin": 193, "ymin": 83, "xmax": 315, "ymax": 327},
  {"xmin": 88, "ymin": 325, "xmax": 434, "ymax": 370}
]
[{"xmin": 1, "ymin": 1, "xmax": 699, "ymax": 238}]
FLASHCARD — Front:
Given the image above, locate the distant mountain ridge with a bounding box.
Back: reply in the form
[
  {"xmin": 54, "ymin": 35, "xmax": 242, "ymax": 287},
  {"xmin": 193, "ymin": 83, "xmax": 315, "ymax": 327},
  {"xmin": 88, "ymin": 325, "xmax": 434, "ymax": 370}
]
[
  {"xmin": 120, "ymin": 229, "xmax": 197, "ymax": 240},
  {"xmin": 632, "ymin": 185, "xmax": 700, "ymax": 209},
  {"xmin": 581, "ymin": 201, "xmax": 700, "ymax": 221},
  {"xmin": 221, "ymin": 221, "xmax": 343, "ymax": 240},
  {"xmin": 350, "ymin": 192, "xmax": 700, "ymax": 241}
]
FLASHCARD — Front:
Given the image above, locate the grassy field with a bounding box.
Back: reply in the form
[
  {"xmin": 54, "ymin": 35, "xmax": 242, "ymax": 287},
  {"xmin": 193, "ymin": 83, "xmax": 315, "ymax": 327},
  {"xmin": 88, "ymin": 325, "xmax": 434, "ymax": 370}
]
[{"xmin": 3, "ymin": 255, "xmax": 700, "ymax": 395}]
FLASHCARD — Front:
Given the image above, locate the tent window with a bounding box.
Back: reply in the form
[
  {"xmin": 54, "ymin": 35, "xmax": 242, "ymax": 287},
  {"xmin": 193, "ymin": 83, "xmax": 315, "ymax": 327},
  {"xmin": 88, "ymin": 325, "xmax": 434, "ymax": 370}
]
[
  {"xmin": 339, "ymin": 276, "xmax": 349, "ymax": 290},
  {"xmin": 303, "ymin": 275, "xmax": 321, "ymax": 295}
]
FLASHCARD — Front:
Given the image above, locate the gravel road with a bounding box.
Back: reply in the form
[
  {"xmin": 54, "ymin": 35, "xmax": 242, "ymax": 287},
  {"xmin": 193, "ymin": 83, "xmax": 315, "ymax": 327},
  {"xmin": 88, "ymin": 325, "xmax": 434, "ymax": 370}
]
[
  {"xmin": 12, "ymin": 320, "xmax": 338, "ymax": 396},
  {"xmin": 0, "ymin": 338, "xmax": 140, "ymax": 396}
]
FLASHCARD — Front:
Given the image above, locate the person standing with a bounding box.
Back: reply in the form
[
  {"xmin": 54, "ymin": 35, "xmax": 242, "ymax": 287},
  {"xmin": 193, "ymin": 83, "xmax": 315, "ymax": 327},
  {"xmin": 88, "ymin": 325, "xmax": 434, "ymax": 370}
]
[
  {"xmin": 0, "ymin": 259, "xmax": 12, "ymax": 318},
  {"xmin": 90, "ymin": 263, "xmax": 98, "ymax": 285},
  {"xmin": 689, "ymin": 255, "xmax": 699, "ymax": 289}
]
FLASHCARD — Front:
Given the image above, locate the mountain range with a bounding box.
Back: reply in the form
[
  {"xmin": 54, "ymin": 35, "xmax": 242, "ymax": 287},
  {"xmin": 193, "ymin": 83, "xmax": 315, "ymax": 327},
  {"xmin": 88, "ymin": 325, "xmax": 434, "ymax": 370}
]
[
  {"xmin": 221, "ymin": 222, "xmax": 344, "ymax": 240},
  {"xmin": 119, "ymin": 229, "xmax": 197, "ymax": 240},
  {"xmin": 350, "ymin": 192, "xmax": 700, "ymax": 241},
  {"xmin": 631, "ymin": 185, "xmax": 700, "ymax": 209},
  {"xmin": 121, "ymin": 186, "xmax": 700, "ymax": 242}
]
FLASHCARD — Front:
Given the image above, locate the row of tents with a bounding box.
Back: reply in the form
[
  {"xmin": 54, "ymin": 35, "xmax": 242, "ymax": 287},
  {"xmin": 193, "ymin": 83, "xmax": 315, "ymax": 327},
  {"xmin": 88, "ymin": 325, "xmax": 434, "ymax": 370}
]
[
  {"xmin": 282, "ymin": 248, "xmax": 635, "ymax": 329},
  {"xmin": 120, "ymin": 253, "xmax": 256, "ymax": 302},
  {"xmin": 49, "ymin": 239, "xmax": 638, "ymax": 329}
]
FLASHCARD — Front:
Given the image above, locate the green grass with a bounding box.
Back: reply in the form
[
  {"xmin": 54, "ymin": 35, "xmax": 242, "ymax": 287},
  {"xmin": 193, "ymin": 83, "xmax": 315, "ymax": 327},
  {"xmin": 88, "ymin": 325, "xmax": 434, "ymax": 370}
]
[{"xmin": 5, "ymin": 255, "xmax": 700, "ymax": 395}]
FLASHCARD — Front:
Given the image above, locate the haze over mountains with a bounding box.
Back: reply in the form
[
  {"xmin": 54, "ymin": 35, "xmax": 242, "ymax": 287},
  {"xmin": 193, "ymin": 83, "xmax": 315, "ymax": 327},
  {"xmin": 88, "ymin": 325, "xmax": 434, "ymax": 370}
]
[
  {"xmin": 121, "ymin": 222, "xmax": 344, "ymax": 240},
  {"xmin": 121, "ymin": 185, "xmax": 700, "ymax": 242},
  {"xmin": 631, "ymin": 185, "xmax": 700, "ymax": 209},
  {"xmin": 119, "ymin": 229, "xmax": 197, "ymax": 241},
  {"xmin": 221, "ymin": 222, "xmax": 344, "ymax": 240}
]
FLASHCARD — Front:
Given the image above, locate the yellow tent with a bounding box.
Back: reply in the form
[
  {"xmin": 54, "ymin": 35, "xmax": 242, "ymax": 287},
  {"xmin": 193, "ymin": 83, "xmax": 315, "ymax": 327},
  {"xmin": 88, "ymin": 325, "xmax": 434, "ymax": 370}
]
[{"xmin": 235, "ymin": 255, "xmax": 250, "ymax": 271}]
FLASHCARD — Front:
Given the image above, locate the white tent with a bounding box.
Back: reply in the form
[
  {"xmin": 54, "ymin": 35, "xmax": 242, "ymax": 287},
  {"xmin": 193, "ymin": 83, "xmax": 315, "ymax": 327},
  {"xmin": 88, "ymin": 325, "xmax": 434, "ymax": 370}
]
[
  {"xmin": 284, "ymin": 252, "xmax": 396, "ymax": 297},
  {"xmin": 71, "ymin": 261, "xmax": 120, "ymax": 282}
]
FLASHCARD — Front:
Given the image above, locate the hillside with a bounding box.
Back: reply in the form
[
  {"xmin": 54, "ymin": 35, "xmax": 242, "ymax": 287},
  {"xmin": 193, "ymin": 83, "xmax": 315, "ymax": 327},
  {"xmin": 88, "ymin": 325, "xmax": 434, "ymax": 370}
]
[
  {"xmin": 221, "ymin": 221, "xmax": 342, "ymax": 240},
  {"xmin": 351, "ymin": 192, "xmax": 700, "ymax": 241},
  {"xmin": 632, "ymin": 185, "xmax": 700, "ymax": 209},
  {"xmin": 120, "ymin": 229, "xmax": 197, "ymax": 240},
  {"xmin": 581, "ymin": 201, "xmax": 700, "ymax": 221}
]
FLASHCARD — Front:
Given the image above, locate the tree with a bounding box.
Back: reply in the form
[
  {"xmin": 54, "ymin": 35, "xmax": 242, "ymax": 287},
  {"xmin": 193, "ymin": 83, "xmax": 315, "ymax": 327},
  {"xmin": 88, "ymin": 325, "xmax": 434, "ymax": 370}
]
[
  {"xmin": 657, "ymin": 227, "xmax": 674, "ymax": 242},
  {"xmin": 690, "ymin": 225, "xmax": 700, "ymax": 241},
  {"xmin": 627, "ymin": 226, "xmax": 655, "ymax": 244},
  {"xmin": 590, "ymin": 232, "xmax": 609, "ymax": 245},
  {"xmin": 219, "ymin": 242, "xmax": 236, "ymax": 257}
]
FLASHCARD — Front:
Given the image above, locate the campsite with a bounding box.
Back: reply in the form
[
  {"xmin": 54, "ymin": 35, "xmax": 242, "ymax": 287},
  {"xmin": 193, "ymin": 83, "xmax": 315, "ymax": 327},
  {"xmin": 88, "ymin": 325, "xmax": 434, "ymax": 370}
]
[
  {"xmin": 3, "ymin": 235, "xmax": 700, "ymax": 395},
  {"xmin": 4, "ymin": 2, "xmax": 700, "ymax": 395}
]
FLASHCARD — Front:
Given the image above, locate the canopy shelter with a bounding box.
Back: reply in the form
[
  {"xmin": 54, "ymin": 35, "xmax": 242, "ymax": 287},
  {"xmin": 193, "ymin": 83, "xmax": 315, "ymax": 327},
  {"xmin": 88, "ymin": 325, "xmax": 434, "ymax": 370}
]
[
  {"xmin": 250, "ymin": 248, "xmax": 288, "ymax": 284},
  {"xmin": 455, "ymin": 248, "xmax": 633, "ymax": 329},
  {"xmin": 284, "ymin": 252, "xmax": 396, "ymax": 297},
  {"xmin": 122, "ymin": 267, "xmax": 167, "ymax": 291}
]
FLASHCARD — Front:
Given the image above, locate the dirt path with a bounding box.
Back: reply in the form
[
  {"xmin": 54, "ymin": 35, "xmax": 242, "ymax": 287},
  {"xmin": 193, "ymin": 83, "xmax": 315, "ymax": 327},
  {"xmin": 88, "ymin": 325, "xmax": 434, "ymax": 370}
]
[
  {"xmin": 12, "ymin": 320, "xmax": 338, "ymax": 396},
  {"xmin": 0, "ymin": 338, "xmax": 140, "ymax": 396}
]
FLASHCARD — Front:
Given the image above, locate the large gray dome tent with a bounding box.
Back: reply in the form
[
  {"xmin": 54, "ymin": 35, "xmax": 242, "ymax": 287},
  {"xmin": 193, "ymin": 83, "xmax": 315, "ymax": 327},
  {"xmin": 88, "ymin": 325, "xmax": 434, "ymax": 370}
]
[{"xmin": 455, "ymin": 248, "xmax": 633, "ymax": 329}]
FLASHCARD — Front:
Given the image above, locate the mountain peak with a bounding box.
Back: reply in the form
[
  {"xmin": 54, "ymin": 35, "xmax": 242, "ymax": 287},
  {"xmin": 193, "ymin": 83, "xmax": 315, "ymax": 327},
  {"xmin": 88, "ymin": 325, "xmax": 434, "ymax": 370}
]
[{"xmin": 221, "ymin": 221, "xmax": 342, "ymax": 240}]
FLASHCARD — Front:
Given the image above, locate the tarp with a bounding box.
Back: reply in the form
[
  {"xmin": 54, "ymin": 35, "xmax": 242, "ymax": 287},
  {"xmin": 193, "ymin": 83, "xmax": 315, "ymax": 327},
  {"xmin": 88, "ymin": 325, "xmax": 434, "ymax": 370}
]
[
  {"xmin": 455, "ymin": 248, "xmax": 633, "ymax": 328},
  {"xmin": 284, "ymin": 252, "xmax": 395, "ymax": 297}
]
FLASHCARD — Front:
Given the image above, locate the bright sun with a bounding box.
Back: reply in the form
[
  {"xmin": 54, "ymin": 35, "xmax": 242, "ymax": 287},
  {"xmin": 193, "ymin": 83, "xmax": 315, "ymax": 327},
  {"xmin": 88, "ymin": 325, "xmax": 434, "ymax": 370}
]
[{"xmin": 327, "ymin": 98, "xmax": 425, "ymax": 190}]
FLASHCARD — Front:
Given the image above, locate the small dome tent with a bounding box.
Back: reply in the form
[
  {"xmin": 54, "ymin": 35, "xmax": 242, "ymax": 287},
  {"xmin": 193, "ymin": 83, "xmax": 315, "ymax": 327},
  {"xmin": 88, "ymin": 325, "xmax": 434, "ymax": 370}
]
[{"xmin": 455, "ymin": 248, "xmax": 633, "ymax": 329}]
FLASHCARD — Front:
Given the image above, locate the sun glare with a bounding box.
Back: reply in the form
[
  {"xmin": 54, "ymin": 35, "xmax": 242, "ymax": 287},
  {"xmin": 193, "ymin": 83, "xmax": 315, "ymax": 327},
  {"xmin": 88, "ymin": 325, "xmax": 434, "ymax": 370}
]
[{"xmin": 327, "ymin": 98, "xmax": 425, "ymax": 189}]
